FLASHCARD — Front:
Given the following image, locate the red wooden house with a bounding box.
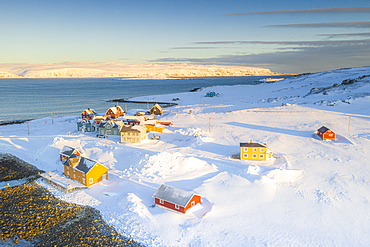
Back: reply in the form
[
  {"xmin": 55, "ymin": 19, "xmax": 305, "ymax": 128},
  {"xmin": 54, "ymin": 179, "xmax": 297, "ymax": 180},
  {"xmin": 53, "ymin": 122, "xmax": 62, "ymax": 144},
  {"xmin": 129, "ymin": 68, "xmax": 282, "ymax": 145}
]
[
  {"xmin": 317, "ymin": 126, "xmax": 336, "ymax": 141},
  {"xmin": 81, "ymin": 108, "xmax": 97, "ymax": 120},
  {"xmin": 106, "ymin": 106, "xmax": 125, "ymax": 119},
  {"xmin": 152, "ymin": 184, "xmax": 201, "ymax": 214}
]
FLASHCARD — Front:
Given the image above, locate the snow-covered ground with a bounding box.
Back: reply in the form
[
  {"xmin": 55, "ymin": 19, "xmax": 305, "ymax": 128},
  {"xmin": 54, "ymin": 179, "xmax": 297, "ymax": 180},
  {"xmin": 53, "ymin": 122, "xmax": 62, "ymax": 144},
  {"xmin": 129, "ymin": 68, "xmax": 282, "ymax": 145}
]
[{"xmin": 1, "ymin": 66, "xmax": 370, "ymax": 246}]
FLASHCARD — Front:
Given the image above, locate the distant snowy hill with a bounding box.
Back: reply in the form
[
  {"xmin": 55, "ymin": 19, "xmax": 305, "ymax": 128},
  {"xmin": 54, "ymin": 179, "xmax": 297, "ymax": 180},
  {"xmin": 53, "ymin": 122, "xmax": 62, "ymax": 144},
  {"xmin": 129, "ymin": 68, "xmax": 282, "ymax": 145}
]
[
  {"xmin": 0, "ymin": 62, "xmax": 285, "ymax": 78},
  {"xmin": 1, "ymin": 66, "xmax": 370, "ymax": 246}
]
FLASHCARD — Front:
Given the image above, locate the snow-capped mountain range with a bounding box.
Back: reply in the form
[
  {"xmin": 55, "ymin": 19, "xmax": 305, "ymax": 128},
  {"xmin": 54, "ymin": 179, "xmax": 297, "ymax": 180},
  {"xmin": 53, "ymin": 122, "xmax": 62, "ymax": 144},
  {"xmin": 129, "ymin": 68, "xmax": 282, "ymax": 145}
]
[{"xmin": 0, "ymin": 62, "xmax": 285, "ymax": 78}]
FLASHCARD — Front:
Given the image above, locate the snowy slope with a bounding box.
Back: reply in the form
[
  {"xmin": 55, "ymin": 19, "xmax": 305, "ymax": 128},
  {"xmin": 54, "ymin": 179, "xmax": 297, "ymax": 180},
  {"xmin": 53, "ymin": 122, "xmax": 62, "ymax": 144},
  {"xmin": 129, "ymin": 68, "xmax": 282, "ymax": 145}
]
[{"xmin": 1, "ymin": 66, "xmax": 370, "ymax": 246}]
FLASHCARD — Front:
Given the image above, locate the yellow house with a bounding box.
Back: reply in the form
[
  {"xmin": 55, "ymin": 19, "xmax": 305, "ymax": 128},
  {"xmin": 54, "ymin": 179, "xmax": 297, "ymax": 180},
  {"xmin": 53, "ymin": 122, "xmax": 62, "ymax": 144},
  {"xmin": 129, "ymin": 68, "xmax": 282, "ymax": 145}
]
[
  {"xmin": 144, "ymin": 124, "xmax": 165, "ymax": 133},
  {"xmin": 240, "ymin": 141, "xmax": 273, "ymax": 161},
  {"xmin": 63, "ymin": 154, "xmax": 108, "ymax": 187},
  {"xmin": 120, "ymin": 125, "xmax": 148, "ymax": 143}
]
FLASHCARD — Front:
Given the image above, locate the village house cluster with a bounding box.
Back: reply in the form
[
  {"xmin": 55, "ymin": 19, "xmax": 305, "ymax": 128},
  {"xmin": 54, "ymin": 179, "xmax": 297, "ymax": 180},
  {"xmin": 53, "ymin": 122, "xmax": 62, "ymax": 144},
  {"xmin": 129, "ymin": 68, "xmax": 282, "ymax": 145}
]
[
  {"xmin": 77, "ymin": 104, "xmax": 172, "ymax": 143},
  {"xmin": 56, "ymin": 102, "xmax": 338, "ymax": 215}
]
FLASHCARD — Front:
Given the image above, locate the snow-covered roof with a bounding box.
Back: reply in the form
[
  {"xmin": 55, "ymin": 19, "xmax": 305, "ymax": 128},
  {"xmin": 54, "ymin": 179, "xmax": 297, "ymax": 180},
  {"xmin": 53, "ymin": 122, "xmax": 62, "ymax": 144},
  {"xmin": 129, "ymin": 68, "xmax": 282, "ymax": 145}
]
[
  {"xmin": 60, "ymin": 146, "xmax": 77, "ymax": 156},
  {"xmin": 73, "ymin": 156, "xmax": 98, "ymax": 174},
  {"xmin": 98, "ymin": 121, "xmax": 120, "ymax": 129},
  {"xmin": 152, "ymin": 184, "xmax": 197, "ymax": 207},
  {"xmin": 317, "ymin": 126, "xmax": 332, "ymax": 133},
  {"xmin": 82, "ymin": 108, "xmax": 97, "ymax": 114},
  {"xmin": 120, "ymin": 125, "xmax": 145, "ymax": 133},
  {"xmin": 77, "ymin": 119, "xmax": 92, "ymax": 124},
  {"xmin": 107, "ymin": 106, "xmax": 124, "ymax": 114},
  {"xmin": 240, "ymin": 142, "xmax": 267, "ymax": 148}
]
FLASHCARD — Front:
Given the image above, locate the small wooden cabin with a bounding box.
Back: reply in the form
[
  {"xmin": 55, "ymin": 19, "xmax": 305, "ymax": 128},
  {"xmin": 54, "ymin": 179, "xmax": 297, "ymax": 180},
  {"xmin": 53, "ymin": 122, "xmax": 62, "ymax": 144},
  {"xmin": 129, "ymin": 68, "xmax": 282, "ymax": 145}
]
[
  {"xmin": 240, "ymin": 141, "xmax": 273, "ymax": 161},
  {"xmin": 63, "ymin": 154, "xmax": 108, "ymax": 187},
  {"xmin": 106, "ymin": 106, "xmax": 125, "ymax": 119},
  {"xmin": 153, "ymin": 184, "xmax": 201, "ymax": 214},
  {"xmin": 317, "ymin": 126, "xmax": 336, "ymax": 141},
  {"xmin": 81, "ymin": 108, "xmax": 97, "ymax": 120},
  {"xmin": 149, "ymin": 104, "xmax": 164, "ymax": 115},
  {"xmin": 59, "ymin": 146, "xmax": 81, "ymax": 162}
]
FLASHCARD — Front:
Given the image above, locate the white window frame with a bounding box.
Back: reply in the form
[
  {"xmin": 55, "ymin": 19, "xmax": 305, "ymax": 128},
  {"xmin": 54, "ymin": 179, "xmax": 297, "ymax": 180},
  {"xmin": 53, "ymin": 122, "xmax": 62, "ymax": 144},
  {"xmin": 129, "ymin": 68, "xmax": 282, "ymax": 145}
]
[
  {"xmin": 175, "ymin": 204, "xmax": 179, "ymax": 209},
  {"xmin": 252, "ymin": 154, "xmax": 257, "ymax": 158},
  {"xmin": 243, "ymin": 153, "xmax": 248, "ymax": 158},
  {"xmin": 259, "ymin": 154, "xmax": 264, "ymax": 159},
  {"xmin": 260, "ymin": 148, "xmax": 265, "ymax": 152},
  {"xmin": 159, "ymin": 199, "xmax": 164, "ymax": 204},
  {"xmin": 89, "ymin": 178, "xmax": 93, "ymax": 184},
  {"xmin": 243, "ymin": 147, "xmax": 248, "ymax": 152},
  {"xmin": 253, "ymin": 148, "xmax": 257, "ymax": 152}
]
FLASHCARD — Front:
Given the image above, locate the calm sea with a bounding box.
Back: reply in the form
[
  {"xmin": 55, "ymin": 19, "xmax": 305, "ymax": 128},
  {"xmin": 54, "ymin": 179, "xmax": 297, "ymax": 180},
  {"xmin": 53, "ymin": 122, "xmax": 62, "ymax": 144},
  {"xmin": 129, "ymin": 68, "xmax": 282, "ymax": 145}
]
[{"xmin": 0, "ymin": 76, "xmax": 289, "ymax": 123}]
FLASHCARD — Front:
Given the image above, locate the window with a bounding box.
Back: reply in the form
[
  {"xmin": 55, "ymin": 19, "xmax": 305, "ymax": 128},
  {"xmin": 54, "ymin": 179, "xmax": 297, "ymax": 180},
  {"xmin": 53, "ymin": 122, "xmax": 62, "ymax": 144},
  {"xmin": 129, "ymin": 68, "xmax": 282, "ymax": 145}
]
[
  {"xmin": 89, "ymin": 178, "xmax": 93, "ymax": 184},
  {"xmin": 252, "ymin": 154, "xmax": 257, "ymax": 158},
  {"xmin": 159, "ymin": 199, "xmax": 164, "ymax": 204},
  {"xmin": 253, "ymin": 148, "xmax": 257, "ymax": 152},
  {"xmin": 66, "ymin": 170, "xmax": 69, "ymax": 175},
  {"xmin": 175, "ymin": 204, "xmax": 179, "ymax": 209},
  {"xmin": 73, "ymin": 173, "xmax": 76, "ymax": 178},
  {"xmin": 191, "ymin": 201, "xmax": 195, "ymax": 206},
  {"xmin": 260, "ymin": 148, "xmax": 265, "ymax": 152},
  {"xmin": 243, "ymin": 147, "xmax": 248, "ymax": 152},
  {"xmin": 82, "ymin": 178, "xmax": 86, "ymax": 184},
  {"xmin": 259, "ymin": 154, "xmax": 264, "ymax": 159},
  {"xmin": 243, "ymin": 154, "xmax": 248, "ymax": 158}
]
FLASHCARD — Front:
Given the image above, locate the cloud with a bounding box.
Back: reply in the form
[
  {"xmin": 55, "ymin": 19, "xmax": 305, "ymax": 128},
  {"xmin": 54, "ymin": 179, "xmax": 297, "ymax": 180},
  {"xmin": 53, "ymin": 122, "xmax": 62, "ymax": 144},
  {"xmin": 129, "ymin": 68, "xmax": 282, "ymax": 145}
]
[
  {"xmin": 223, "ymin": 7, "xmax": 370, "ymax": 16},
  {"xmin": 151, "ymin": 42, "xmax": 370, "ymax": 74},
  {"xmin": 193, "ymin": 39, "xmax": 370, "ymax": 47},
  {"xmin": 170, "ymin": 46, "xmax": 217, "ymax": 50},
  {"xmin": 319, "ymin": 32, "xmax": 370, "ymax": 38},
  {"xmin": 266, "ymin": 21, "xmax": 370, "ymax": 28}
]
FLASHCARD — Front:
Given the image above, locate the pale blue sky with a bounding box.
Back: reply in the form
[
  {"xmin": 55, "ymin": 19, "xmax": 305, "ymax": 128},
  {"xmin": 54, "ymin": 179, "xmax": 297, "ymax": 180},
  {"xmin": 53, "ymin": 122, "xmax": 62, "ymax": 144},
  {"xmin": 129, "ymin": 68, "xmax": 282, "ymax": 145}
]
[{"xmin": 1, "ymin": 0, "xmax": 369, "ymax": 73}]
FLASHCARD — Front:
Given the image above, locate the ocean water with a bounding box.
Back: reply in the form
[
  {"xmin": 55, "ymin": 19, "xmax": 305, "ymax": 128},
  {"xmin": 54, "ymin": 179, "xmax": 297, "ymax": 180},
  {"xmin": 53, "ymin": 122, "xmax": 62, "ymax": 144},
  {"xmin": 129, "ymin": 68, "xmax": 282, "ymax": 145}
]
[{"xmin": 0, "ymin": 76, "xmax": 288, "ymax": 123}]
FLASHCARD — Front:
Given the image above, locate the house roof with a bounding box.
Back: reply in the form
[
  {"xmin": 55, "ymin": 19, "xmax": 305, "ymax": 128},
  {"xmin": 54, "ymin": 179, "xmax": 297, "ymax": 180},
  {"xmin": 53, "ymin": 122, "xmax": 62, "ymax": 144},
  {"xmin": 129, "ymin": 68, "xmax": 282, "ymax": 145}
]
[
  {"xmin": 120, "ymin": 124, "xmax": 145, "ymax": 133},
  {"xmin": 240, "ymin": 142, "xmax": 267, "ymax": 148},
  {"xmin": 77, "ymin": 119, "xmax": 92, "ymax": 124},
  {"xmin": 68, "ymin": 154, "xmax": 97, "ymax": 174},
  {"xmin": 152, "ymin": 184, "xmax": 196, "ymax": 207},
  {"xmin": 318, "ymin": 126, "xmax": 332, "ymax": 133},
  {"xmin": 82, "ymin": 108, "xmax": 97, "ymax": 115},
  {"xmin": 98, "ymin": 121, "xmax": 120, "ymax": 129},
  {"xmin": 107, "ymin": 106, "xmax": 124, "ymax": 114},
  {"xmin": 149, "ymin": 104, "xmax": 164, "ymax": 114},
  {"xmin": 60, "ymin": 146, "xmax": 78, "ymax": 157}
]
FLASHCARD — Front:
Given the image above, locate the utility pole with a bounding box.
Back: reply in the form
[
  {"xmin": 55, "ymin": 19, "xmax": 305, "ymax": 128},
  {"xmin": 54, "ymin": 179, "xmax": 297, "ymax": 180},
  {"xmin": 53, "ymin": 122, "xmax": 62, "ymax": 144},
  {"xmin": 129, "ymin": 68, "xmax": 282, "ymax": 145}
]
[
  {"xmin": 26, "ymin": 121, "xmax": 30, "ymax": 135},
  {"xmin": 208, "ymin": 117, "xmax": 211, "ymax": 132},
  {"xmin": 348, "ymin": 116, "xmax": 351, "ymax": 132}
]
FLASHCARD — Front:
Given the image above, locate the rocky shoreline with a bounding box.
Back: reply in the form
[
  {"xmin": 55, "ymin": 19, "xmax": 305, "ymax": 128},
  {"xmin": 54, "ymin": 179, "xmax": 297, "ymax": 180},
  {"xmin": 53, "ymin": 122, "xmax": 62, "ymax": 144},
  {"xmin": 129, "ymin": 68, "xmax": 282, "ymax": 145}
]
[{"xmin": 0, "ymin": 154, "xmax": 142, "ymax": 246}]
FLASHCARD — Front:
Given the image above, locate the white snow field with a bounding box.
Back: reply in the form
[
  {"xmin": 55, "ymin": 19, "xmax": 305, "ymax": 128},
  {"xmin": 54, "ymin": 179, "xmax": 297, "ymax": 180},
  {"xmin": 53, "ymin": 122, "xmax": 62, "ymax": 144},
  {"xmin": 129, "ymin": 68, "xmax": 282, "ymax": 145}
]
[{"xmin": 1, "ymin": 66, "xmax": 370, "ymax": 246}]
